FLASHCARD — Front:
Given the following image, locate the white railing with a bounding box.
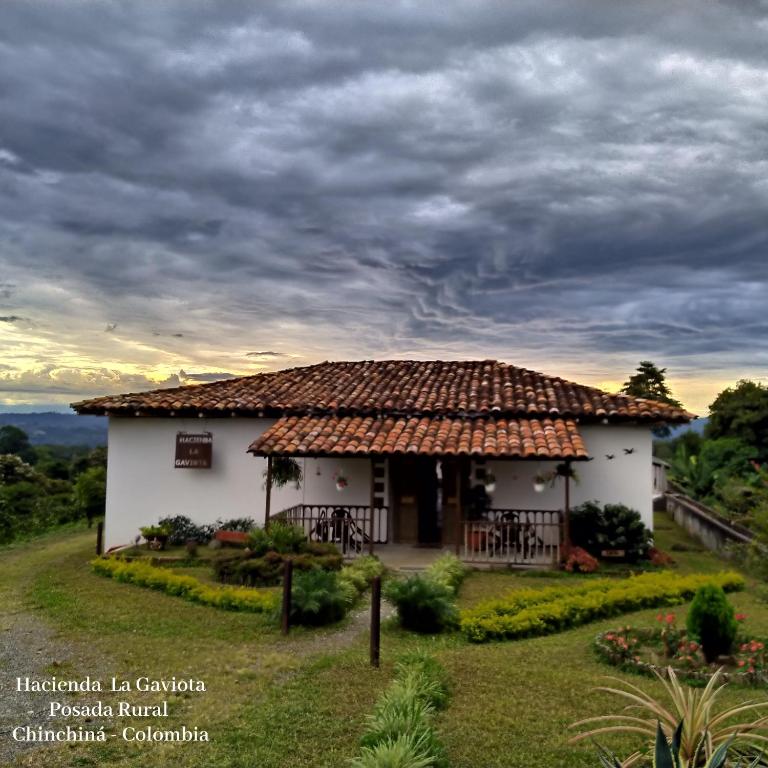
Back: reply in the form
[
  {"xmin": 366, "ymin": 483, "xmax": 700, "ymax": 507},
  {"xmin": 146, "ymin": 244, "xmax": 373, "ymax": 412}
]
[
  {"xmin": 462, "ymin": 509, "xmax": 562, "ymax": 565},
  {"xmin": 274, "ymin": 504, "xmax": 388, "ymax": 557}
]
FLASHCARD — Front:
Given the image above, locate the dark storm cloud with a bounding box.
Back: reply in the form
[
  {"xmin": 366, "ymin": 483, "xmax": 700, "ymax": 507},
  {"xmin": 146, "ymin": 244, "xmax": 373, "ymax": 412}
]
[
  {"xmin": 179, "ymin": 370, "xmax": 236, "ymax": 383},
  {"xmin": 1, "ymin": 0, "xmax": 767, "ymax": 408}
]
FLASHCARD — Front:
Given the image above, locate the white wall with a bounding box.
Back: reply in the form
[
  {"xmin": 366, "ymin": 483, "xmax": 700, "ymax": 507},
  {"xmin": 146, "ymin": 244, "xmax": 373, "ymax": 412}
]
[
  {"xmin": 299, "ymin": 457, "xmax": 378, "ymax": 507},
  {"xmin": 486, "ymin": 425, "xmax": 654, "ymax": 529},
  {"xmin": 105, "ymin": 417, "xmax": 652, "ymax": 549},
  {"xmin": 104, "ymin": 417, "xmax": 381, "ymax": 550}
]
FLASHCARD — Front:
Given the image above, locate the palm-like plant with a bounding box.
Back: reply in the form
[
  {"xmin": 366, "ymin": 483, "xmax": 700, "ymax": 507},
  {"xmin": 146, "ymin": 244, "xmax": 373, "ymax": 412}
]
[
  {"xmin": 596, "ymin": 721, "xmax": 763, "ymax": 768},
  {"xmin": 571, "ymin": 667, "xmax": 768, "ymax": 766}
]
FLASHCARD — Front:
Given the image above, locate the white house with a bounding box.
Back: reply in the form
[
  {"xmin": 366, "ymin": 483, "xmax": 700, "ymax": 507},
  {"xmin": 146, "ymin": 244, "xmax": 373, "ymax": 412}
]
[{"xmin": 72, "ymin": 360, "xmax": 692, "ymax": 564}]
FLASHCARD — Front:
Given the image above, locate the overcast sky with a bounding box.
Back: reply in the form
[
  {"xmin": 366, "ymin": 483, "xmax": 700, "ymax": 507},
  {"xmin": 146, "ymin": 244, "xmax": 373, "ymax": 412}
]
[{"xmin": 1, "ymin": 1, "xmax": 767, "ymax": 414}]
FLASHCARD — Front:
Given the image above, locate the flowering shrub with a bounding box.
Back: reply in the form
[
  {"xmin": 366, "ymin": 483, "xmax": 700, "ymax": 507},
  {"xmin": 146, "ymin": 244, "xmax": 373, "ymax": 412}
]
[
  {"xmin": 649, "ymin": 547, "xmax": 675, "ymax": 567},
  {"xmin": 736, "ymin": 639, "xmax": 767, "ymax": 683},
  {"xmin": 672, "ymin": 638, "xmax": 705, "ymax": 670},
  {"xmin": 91, "ymin": 557, "xmax": 277, "ymax": 613},
  {"xmin": 563, "ymin": 546, "xmax": 599, "ymax": 573},
  {"xmin": 657, "ymin": 611, "xmax": 683, "ymax": 658},
  {"xmin": 601, "ymin": 627, "xmax": 640, "ymax": 664},
  {"xmin": 460, "ymin": 571, "xmax": 744, "ymax": 643}
]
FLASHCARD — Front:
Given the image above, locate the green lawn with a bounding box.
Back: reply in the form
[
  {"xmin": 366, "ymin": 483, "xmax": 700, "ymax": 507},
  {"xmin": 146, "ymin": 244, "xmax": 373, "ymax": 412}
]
[{"xmin": 1, "ymin": 512, "xmax": 764, "ymax": 767}]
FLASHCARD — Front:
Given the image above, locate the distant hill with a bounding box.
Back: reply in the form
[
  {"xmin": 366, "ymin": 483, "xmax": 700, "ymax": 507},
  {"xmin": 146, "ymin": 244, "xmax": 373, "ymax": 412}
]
[
  {"xmin": 0, "ymin": 412, "xmax": 107, "ymax": 447},
  {"xmin": 661, "ymin": 418, "xmax": 709, "ymax": 441}
]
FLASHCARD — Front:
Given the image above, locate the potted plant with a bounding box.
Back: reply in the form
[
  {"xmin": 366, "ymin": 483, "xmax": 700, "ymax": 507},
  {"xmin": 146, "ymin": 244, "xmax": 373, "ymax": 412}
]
[
  {"xmin": 333, "ymin": 468, "xmax": 348, "ymax": 492},
  {"xmin": 139, "ymin": 524, "xmax": 171, "ymax": 551},
  {"xmin": 533, "ymin": 472, "xmax": 548, "ymax": 493},
  {"xmin": 484, "ymin": 470, "xmax": 497, "ymax": 494}
]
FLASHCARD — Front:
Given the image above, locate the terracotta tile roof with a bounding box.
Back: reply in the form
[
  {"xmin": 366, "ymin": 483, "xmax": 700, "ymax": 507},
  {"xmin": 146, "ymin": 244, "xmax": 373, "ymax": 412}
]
[
  {"xmin": 71, "ymin": 359, "xmax": 693, "ymax": 423},
  {"xmin": 248, "ymin": 414, "xmax": 588, "ymax": 459}
]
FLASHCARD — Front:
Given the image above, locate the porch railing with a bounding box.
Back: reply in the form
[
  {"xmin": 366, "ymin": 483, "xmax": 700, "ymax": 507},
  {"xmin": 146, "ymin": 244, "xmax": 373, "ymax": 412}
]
[
  {"xmin": 273, "ymin": 504, "xmax": 389, "ymax": 557},
  {"xmin": 462, "ymin": 509, "xmax": 562, "ymax": 566}
]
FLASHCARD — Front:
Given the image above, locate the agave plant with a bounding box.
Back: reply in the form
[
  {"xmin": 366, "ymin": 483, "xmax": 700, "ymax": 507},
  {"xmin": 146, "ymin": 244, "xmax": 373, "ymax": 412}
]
[
  {"xmin": 571, "ymin": 667, "xmax": 768, "ymax": 766},
  {"xmin": 595, "ymin": 721, "xmax": 764, "ymax": 768}
]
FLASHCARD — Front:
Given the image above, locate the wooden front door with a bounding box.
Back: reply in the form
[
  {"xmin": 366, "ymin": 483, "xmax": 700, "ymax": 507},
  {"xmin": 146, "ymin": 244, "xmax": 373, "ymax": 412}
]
[
  {"xmin": 390, "ymin": 457, "xmax": 440, "ymax": 545},
  {"xmin": 439, "ymin": 457, "xmax": 469, "ymax": 548}
]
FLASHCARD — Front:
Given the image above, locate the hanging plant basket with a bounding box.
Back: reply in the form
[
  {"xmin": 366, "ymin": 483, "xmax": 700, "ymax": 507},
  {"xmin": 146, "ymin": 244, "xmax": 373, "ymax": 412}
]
[
  {"xmin": 484, "ymin": 471, "xmax": 496, "ymax": 494},
  {"xmin": 265, "ymin": 457, "xmax": 303, "ymax": 490},
  {"xmin": 532, "ymin": 463, "xmax": 579, "ymax": 492},
  {"xmin": 333, "ymin": 469, "xmax": 349, "ymax": 492}
]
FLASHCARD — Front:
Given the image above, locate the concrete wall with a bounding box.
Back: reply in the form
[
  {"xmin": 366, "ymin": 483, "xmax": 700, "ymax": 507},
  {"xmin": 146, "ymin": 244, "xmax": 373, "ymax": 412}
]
[
  {"xmin": 665, "ymin": 492, "xmax": 752, "ymax": 553},
  {"xmin": 104, "ymin": 417, "xmax": 380, "ymax": 549},
  {"xmin": 486, "ymin": 424, "xmax": 654, "ymax": 529}
]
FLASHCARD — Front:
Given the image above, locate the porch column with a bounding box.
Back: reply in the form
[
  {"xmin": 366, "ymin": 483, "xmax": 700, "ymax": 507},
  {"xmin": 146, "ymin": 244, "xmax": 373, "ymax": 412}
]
[
  {"xmin": 369, "ymin": 458, "xmax": 375, "ymax": 555},
  {"xmin": 562, "ymin": 458, "xmax": 571, "ymax": 552},
  {"xmin": 264, "ymin": 455, "xmax": 273, "ymax": 530},
  {"xmin": 454, "ymin": 458, "xmax": 463, "ymax": 556}
]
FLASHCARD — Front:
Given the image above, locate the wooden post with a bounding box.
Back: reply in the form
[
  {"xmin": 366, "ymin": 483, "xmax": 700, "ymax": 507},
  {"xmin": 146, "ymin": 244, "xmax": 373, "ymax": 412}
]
[
  {"xmin": 563, "ymin": 460, "xmax": 572, "ymax": 554},
  {"xmin": 454, "ymin": 459, "xmax": 463, "ymax": 556},
  {"xmin": 264, "ymin": 455, "xmax": 273, "ymax": 530},
  {"xmin": 370, "ymin": 575, "xmax": 381, "ymax": 668},
  {"xmin": 369, "ymin": 458, "xmax": 376, "ymax": 555},
  {"xmin": 281, "ymin": 558, "xmax": 293, "ymax": 635},
  {"xmin": 96, "ymin": 521, "xmax": 104, "ymax": 556}
]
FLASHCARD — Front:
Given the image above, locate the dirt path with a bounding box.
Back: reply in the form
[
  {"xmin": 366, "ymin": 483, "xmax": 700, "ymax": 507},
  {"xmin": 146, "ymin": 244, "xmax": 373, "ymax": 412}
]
[
  {"xmin": 0, "ymin": 609, "xmax": 119, "ymax": 765},
  {"xmin": 277, "ymin": 594, "xmax": 396, "ymax": 659}
]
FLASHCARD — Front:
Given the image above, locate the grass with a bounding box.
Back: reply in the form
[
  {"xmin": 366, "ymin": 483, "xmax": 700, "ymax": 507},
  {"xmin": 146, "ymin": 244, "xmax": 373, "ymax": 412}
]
[
  {"xmin": 436, "ymin": 512, "xmax": 766, "ymax": 767},
  {"xmin": 2, "ymin": 510, "xmax": 766, "ymax": 767}
]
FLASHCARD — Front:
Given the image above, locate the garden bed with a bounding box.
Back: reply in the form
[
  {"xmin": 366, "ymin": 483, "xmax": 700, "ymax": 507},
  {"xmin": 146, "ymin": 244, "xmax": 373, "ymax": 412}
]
[{"xmin": 593, "ymin": 619, "xmax": 767, "ymax": 687}]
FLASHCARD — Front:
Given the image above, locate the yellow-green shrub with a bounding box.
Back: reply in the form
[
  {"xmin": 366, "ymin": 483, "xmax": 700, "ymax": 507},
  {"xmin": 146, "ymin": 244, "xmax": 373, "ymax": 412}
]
[
  {"xmin": 426, "ymin": 553, "xmax": 468, "ymax": 595},
  {"xmin": 460, "ymin": 571, "xmax": 744, "ymax": 643},
  {"xmin": 91, "ymin": 557, "xmax": 277, "ymax": 613}
]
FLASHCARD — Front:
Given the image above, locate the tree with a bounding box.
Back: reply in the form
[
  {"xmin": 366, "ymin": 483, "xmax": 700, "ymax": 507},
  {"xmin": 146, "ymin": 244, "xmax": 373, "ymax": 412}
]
[
  {"xmin": 0, "ymin": 425, "xmax": 35, "ymax": 462},
  {"xmin": 0, "ymin": 454, "xmax": 38, "ymax": 484},
  {"xmin": 707, "ymin": 380, "xmax": 768, "ymax": 464},
  {"xmin": 669, "ymin": 437, "xmax": 755, "ymax": 500},
  {"xmin": 621, "ymin": 361, "xmax": 682, "ymax": 406},
  {"xmin": 622, "ymin": 361, "xmax": 683, "ymax": 438},
  {"xmin": 72, "ymin": 466, "xmax": 106, "ymax": 526}
]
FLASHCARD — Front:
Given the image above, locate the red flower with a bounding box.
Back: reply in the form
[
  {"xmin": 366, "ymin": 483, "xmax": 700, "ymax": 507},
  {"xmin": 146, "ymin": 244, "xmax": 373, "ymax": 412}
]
[
  {"xmin": 735, "ymin": 613, "xmax": 747, "ymax": 621},
  {"xmin": 665, "ymin": 613, "xmax": 675, "ymax": 625}
]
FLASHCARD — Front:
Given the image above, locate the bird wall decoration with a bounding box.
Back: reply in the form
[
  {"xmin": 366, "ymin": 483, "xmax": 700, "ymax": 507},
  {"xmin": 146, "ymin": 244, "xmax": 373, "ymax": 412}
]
[
  {"xmin": 605, "ymin": 454, "xmax": 615, "ymax": 460},
  {"xmin": 623, "ymin": 448, "xmax": 635, "ymax": 455}
]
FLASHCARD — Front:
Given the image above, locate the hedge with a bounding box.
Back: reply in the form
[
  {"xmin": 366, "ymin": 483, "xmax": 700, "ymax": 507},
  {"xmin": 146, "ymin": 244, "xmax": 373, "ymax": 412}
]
[
  {"xmin": 460, "ymin": 571, "xmax": 745, "ymax": 643},
  {"xmin": 351, "ymin": 651, "xmax": 450, "ymax": 768},
  {"xmin": 214, "ymin": 551, "xmax": 343, "ymax": 586},
  {"xmin": 91, "ymin": 557, "xmax": 277, "ymax": 613}
]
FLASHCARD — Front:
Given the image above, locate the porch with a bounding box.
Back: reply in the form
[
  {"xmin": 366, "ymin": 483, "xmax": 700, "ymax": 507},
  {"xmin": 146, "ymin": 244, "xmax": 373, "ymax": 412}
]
[
  {"xmin": 272, "ymin": 502, "xmax": 564, "ymax": 567},
  {"xmin": 250, "ymin": 412, "xmax": 586, "ymax": 569}
]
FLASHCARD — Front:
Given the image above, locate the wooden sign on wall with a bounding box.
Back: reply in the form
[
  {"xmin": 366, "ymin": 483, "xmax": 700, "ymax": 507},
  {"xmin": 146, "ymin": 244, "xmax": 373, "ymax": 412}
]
[{"xmin": 175, "ymin": 432, "xmax": 213, "ymax": 469}]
